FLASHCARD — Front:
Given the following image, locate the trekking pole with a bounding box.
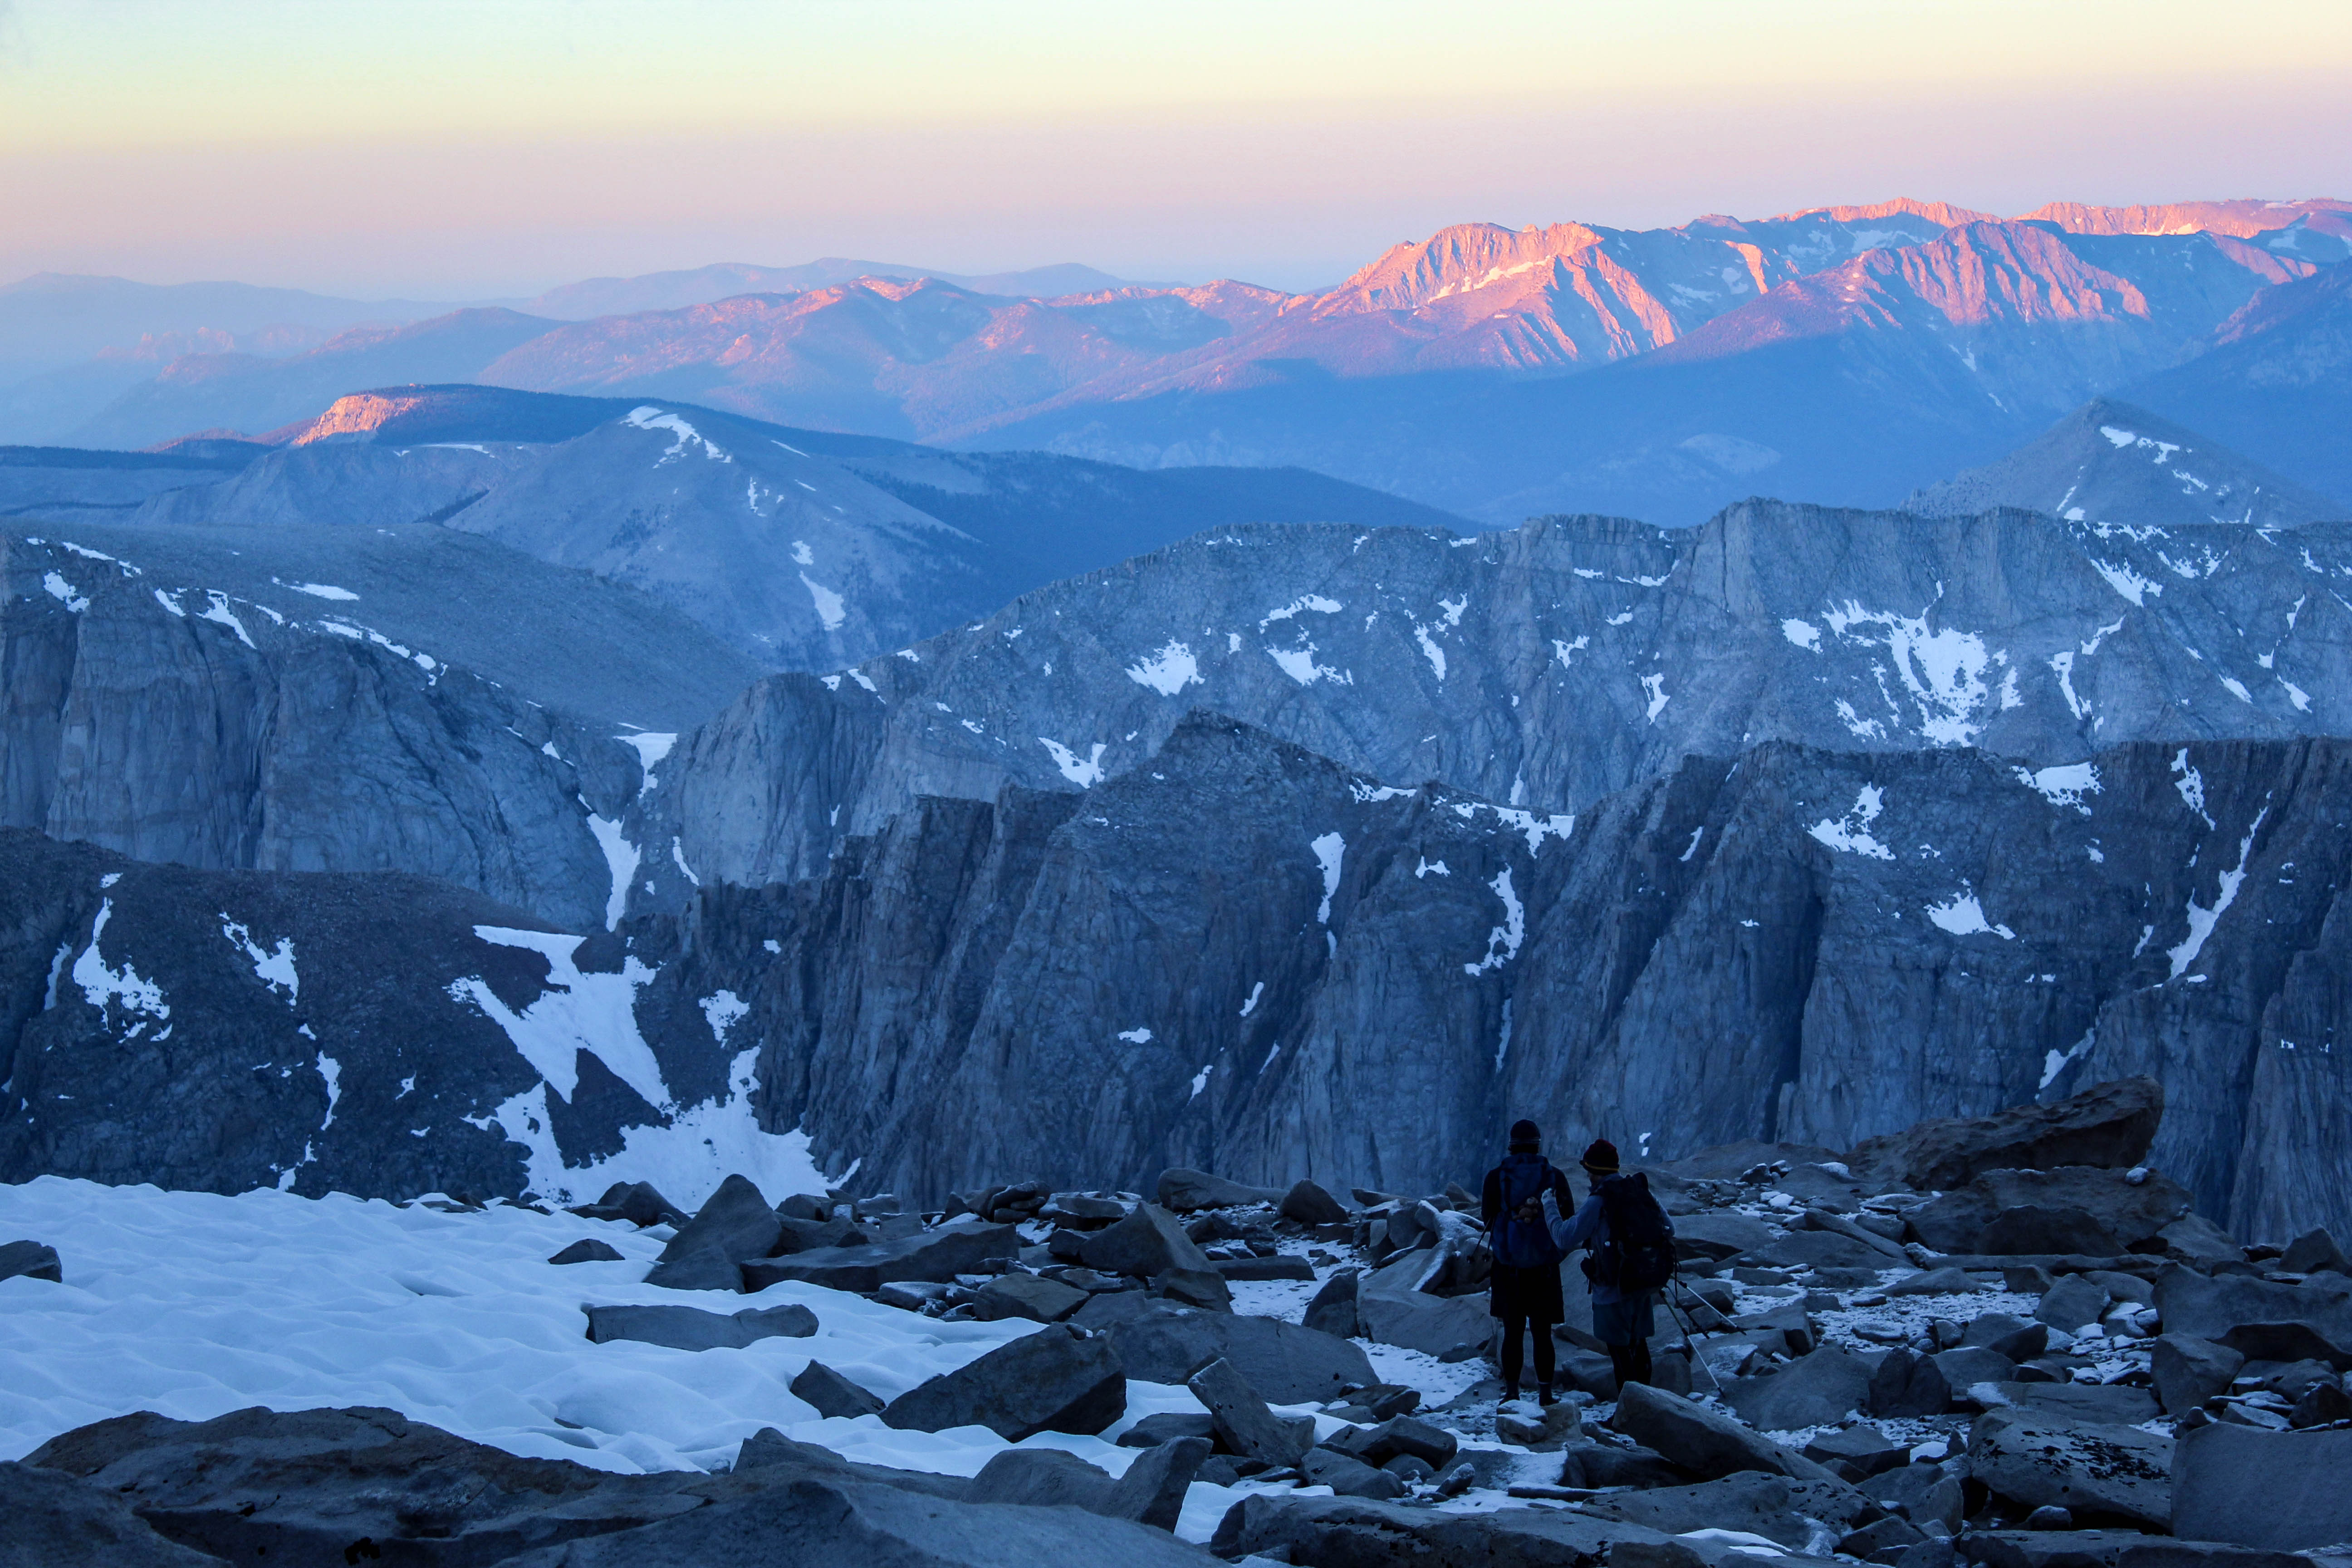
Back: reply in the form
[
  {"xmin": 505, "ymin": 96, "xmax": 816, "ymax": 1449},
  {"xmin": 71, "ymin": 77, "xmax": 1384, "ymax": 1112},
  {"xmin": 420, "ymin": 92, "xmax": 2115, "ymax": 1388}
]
[{"xmin": 1662, "ymin": 1269, "xmax": 1726, "ymax": 1395}]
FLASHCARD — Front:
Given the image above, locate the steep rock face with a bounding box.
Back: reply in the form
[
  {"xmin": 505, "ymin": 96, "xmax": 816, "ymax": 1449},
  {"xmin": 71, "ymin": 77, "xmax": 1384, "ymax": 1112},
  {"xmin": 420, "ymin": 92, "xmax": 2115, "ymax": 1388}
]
[
  {"xmin": 2, "ymin": 534, "xmax": 644, "ymax": 930},
  {"xmin": 637, "ymin": 504, "xmax": 2352, "ymax": 901},
  {"xmin": 680, "ymin": 712, "xmax": 2348, "ymax": 1235},
  {"xmin": 1906, "ymin": 399, "xmax": 2345, "ymax": 526},
  {"xmin": 0, "ymin": 831, "xmax": 738, "ymax": 1200}
]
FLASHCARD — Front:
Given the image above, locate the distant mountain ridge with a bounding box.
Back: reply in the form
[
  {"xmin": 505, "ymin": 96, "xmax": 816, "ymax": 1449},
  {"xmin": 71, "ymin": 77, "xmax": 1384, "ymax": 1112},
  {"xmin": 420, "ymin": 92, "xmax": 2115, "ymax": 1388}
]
[
  {"xmin": 11, "ymin": 195, "xmax": 2350, "ymax": 524},
  {"xmin": 1907, "ymin": 397, "xmax": 2345, "ymax": 527}
]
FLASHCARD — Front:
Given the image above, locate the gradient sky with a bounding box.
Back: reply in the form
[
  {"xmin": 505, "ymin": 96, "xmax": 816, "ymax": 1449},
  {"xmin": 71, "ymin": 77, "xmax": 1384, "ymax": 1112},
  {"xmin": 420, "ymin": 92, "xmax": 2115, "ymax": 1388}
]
[{"xmin": 4, "ymin": 0, "xmax": 2349, "ymax": 299}]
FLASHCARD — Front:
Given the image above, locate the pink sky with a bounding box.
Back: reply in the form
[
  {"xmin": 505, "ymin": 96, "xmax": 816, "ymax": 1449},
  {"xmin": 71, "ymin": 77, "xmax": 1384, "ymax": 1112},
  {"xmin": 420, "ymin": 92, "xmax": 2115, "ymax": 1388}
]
[{"xmin": 4, "ymin": 0, "xmax": 2347, "ymax": 297}]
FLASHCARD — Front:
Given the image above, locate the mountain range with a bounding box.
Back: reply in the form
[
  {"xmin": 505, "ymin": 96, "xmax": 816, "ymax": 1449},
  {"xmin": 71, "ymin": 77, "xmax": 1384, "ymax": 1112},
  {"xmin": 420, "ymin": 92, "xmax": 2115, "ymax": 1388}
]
[{"xmin": 8, "ymin": 197, "xmax": 2347, "ymax": 527}]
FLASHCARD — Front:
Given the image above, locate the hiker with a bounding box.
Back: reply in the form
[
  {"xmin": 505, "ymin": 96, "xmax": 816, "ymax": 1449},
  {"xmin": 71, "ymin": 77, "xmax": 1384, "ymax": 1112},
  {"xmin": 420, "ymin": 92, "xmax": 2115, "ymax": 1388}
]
[
  {"xmin": 1480, "ymin": 1118, "xmax": 1575, "ymax": 1405},
  {"xmin": 1544, "ymin": 1137, "xmax": 1677, "ymax": 1392}
]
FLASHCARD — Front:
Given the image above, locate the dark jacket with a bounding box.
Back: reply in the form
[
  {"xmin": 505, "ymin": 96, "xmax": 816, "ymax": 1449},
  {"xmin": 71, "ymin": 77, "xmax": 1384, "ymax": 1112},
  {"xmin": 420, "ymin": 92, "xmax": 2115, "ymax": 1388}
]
[{"xmin": 1482, "ymin": 1154, "xmax": 1575, "ymax": 1323}]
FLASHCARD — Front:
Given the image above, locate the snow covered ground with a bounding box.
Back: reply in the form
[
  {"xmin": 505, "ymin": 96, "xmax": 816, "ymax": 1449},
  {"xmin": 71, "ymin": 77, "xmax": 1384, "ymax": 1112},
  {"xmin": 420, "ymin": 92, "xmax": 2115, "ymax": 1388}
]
[{"xmin": 0, "ymin": 1178, "xmax": 1406, "ymax": 1544}]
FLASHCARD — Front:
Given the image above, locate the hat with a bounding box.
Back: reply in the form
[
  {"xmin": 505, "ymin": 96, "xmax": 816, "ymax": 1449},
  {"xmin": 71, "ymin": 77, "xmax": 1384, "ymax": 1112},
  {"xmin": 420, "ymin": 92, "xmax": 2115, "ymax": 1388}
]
[
  {"xmin": 1580, "ymin": 1138, "xmax": 1620, "ymax": 1173},
  {"xmin": 1508, "ymin": 1119, "xmax": 1540, "ymax": 1151}
]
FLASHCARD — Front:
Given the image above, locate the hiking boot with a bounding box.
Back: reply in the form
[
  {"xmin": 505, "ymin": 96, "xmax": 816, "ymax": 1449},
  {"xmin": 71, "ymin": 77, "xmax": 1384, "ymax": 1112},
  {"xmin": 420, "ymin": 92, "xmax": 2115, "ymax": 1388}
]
[
  {"xmin": 1536, "ymin": 1383, "xmax": 1555, "ymax": 1407},
  {"xmin": 1500, "ymin": 1382, "xmax": 1519, "ymax": 1406}
]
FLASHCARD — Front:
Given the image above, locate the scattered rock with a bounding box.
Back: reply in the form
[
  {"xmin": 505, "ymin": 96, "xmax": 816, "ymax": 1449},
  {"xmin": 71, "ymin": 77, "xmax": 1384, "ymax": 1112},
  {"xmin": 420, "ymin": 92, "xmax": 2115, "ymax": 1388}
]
[
  {"xmin": 1722, "ymin": 1347, "xmax": 1877, "ymax": 1432},
  {"xmin": 1100, "ymin": 1304, "xmax": 1373, "ymax": 1404},
  {"xmin": 789, "ymin": 1361, "xmax": 885, "ymax": 1420},
  {"xmin": 1930, "ymin": 1345, "xmax": 2019, "ymax": 1400},
  {"xmin": 1802, "ymin": 1424, "xmax": 1908, "ymax": 1480},
  {"xmin": 1583, "ymin": 1470, "xmax": 1879, "ymax": 1548},
  {"xmin": 1152, "ymin": 1265, "xmax": 1233, "ymax": 1311},
  {"xmin": 1212, "ymin": 1255, "xmax": 1315, "ymax": 1282},
  {"xmin": 1279, "ymin": 1180, "xmax": 1350, "ymax": 1227},
  {"xmin": 1612, "ymin": 1381, "xmax": 1838, "ymax": 1482},
  {"xmin": 1908, "ymin": 1166, "xmax": 2190, "ymax": 1256},
  {"xmin": 1891, "ymin": 1267, "xmax": 1983, "ymax": 1297},
  {"xmin": 2037, "ymin": 1275, "xmax": 2112, "ymax": 1333},
  {"xmin": 1495, "ymin": 1399, "xmax": 1582, "ymax": 1447},
  {"xmin": 574, "ymin": 1181, "xmax": 688, "ymax": 1228},
  {"xmin": 642, "ymin": 1246, "xmax": 747, "ymax": 1293},
  {"xmin": 1967, "ymin": 1408, "xmax": 2173, "ymax": 1527},
  {"xmin": 0, "ymin": 1239, "xmax": 62, "ymax": 1284},
  {"xmin": 744, "ymin": 1221, "xmax": 1020, "ymax": 1293},
  {"xmin": 583, "ymin": 1302, "xmax": 818, "ymax": 1352},
  {"xmin": 733, "ymin": 1426, "xmax": 972, "ymax": 1499},
  {"xmin": 1116, "ymin": 1411, "xmax": 1216, "ymax": 1449},
  {"xmin": 964, "ymin": 1438, "xmax": 1208, "ymax": 1531},
  {"xmin": 1298, "ymin": 1447, "xmax": 1406, "ymax": 1499},
  {"xmin": 547, "ymin": 1239, "xmax": 624, "ymax": 1265},
  {"xmin": 2152, "ymin": 1215, "xmax": 2244, "ymax": 1270},
  {"xmin": 1079, "ymin": 1203, "xmax": 1213, "ymax": 1279},
  {"xmin": 1210, "ymin": 1491, "xmax": 1683, "ymax": 1566},
  {"xmin": 1734, "ymin": 1228, "xmax": 1889, "ymax": 1272},
  {"xmin": 1984, "ymin": 1382, "xmax": 2159, "ymax": 1425},
  {"xmin": 882, "ymin": 1324, "xmax": 1127, "ymax": 1441},
  {"xmin": 0, "ymin": 1459, "xmax": 221, "ymax": 1566},
  {"xmin": 2153, "ymin": 1264, "xmax": 2352, "ymax": 1367},
  {"xmin": 1960, "ymin": 1529, "xmax": 2310, "ymax": 1568},
  {"xmin": 1188, "ymin": 1357, "xmax": 1311, "ymax": 1467},
  {"xmin": 1846, "ymin": 1078, "xmax": 2163, "ymax": 1192},
  {"xmin": 1155, "ymin": 1169, "xmax": 1279, "ymax": 1212},
  {"xmin": 1674, "ymin": 1212, "xmax": 1779, "ymax": 1264},
  {"xmin": 2278, "ymin": 1228, "xmax": 2348, "ymax": 1276},
  {"xmin": 1975, "ymin": 1206, "xmax": 2126, "ymax": 1257},
  {"xmin": 2171, "ymin": 1422, "xmax": 2352, "ymax": 1551},
  {"xmin": 1302, "ymin": 1268, "xmax": 1361, "ymax": 1339},
  {"xmin": 1355, "ymin": 1253, "xmax": 1493, "ymax": 1356},
  {"xmin": 769, "ymin": 1215, "xmax": 867, "ymax": 1254},
  {"xmin": 972, "ymin": 1273, "xmax": 1088, "ymax": 1323},
  {"xmin": 1866, "ymin": 1348, "xmax": 1952, "ymax": 1418},
  {"xmin": 654, "ymin": 1174, "xmax": 781, "ymax": 1269},
  {"xmin": 1329, "ymin": 1415, "xmax": 1458, "ymax": 1470}
]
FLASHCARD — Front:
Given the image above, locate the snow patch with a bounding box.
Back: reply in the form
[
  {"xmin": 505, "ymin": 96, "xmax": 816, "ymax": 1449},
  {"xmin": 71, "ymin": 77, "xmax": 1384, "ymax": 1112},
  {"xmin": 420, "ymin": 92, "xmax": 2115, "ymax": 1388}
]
[
  {"xmin": 281, "ymin": 581, "xmax": 359, "ymax": 602},
  {"xmin": 1809, "ymin": 785, "xmax": 1895, "ymax": 861},
  {"xmin": 1310, "ymin": 833, "xmax": 1345, "ymax": 923},
  {"xmin": 1413, "ymin": 624, "xmax": 1447, "ymax": 681},
  {"xmin": 2168, "ymin": 810, "xmax": 2266, "ymax": 979},
  {"xmin": 199, "ymin": 592, "xmax": 254, "ymax": 647},
  {"xmin": 449, "ymin": 926, "xmax": 669, "ymax": 1111},
  {"xmin": 1117, "ymin": 1028, "xmax": 1153, "ymax": 1044},
  {"xmin": 1265, "ymin": 642, "xmax": 1350, "ymax": 686},
  {"xmin": 1463, "ymin": 869, "xmax": 1525, "ymax": 976},
  {"xmin": 799, "ymin": 574, "xmax": 846, "ymax": 631},
  {"xmin": 41, "ymin": 572, "xmax": 88, "ymax": 612},
  {"xmin": 71, "ymin": 901, "xmax": 168, "ymax": 1024},
  {"xmin": 1926, "ymin": 890, "xmax": 2014, "ymax": 940},
  {"xmin": 1238, "ymin": 983, "xmax": 1264, "ymax": 1018},
  {"xmin": 1641, "ymin": 673, "xmax": 1670, "ymax": 722},
  {"xmin": 1782, "ymin": 619, "xmax": 1821, "ymax": 651},
  {"xmin": 1038, "ymin": 738, "xmax": 1107, "ymax": 788},
  {"xmin": 2090, "ymin": 559, "xmax": 2162, "ymax": 607},
  {"xmin": 584, "ymin": 813, "xmax": 640, "ymax": 930},
  {"xmin": 1125, "ymin": 640, "xmax": 1201, "ymax": 696},
  {"xmin": 1820, "ymin": 602, "xmax": 1995, "ymax": 745},
  {"xmin": 2014, "ymin": 762, "xmax": 2100, "ymax": 815},
  {"xmin": 1258, "ymin": 594, "xmax": 1341, "ymax": 629},
  {"xmin": 623, "ymin": 406, "xmax": 729, "ymax": 463},
  {"xmin": 219, "ymin": 916, "xmax": 298, "ymax": 1002}
]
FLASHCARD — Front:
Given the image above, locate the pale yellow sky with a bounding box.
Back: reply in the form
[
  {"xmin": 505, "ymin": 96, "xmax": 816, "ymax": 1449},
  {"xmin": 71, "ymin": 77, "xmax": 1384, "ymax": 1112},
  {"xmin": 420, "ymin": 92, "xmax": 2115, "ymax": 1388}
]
[{"xmin": 3, "ymin": 0, "xmax": 2347, "ymax": 294}]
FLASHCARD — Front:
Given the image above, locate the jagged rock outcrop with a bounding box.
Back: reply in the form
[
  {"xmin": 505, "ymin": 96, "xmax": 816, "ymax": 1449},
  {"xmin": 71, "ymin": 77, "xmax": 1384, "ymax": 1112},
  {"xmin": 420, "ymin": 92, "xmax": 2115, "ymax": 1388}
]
[
  {"xmin": 632, "ymin": 710, "xmax": 2352, "ymax": 1235},
  {"xmin": 2, "ymin": 530, "xmax": 669, "ymax": 930},
  {"xmin": 0, "ymin": 829, "xmax": 739, "ymax": 1200},
  {"xmin": 634, "ymin": 503, "xmax": 2352, "ymax": 899}
]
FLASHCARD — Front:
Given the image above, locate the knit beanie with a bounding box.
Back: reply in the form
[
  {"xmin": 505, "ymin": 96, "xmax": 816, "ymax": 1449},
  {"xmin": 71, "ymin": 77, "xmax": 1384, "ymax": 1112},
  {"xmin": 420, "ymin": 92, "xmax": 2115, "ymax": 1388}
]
[
  {"xmin": 1580, "ymin": 1138, "xmax": 1621, "ymax": 1173},
  {"xmin": 1508, "ymin": 1119, "xmax": 1540, "ymax": 1152}
]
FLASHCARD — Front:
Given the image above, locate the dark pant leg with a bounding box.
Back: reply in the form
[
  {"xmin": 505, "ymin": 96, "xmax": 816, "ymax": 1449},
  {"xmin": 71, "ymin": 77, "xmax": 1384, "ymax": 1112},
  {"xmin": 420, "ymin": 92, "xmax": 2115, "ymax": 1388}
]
[
  {"xmin": 1499, "ymin": 1310, "xmax": 1527, "ymax": 1389},
  {"xmin": 1532, "ymin": 1325, "xmax": 1557, "ymax": 1389}
]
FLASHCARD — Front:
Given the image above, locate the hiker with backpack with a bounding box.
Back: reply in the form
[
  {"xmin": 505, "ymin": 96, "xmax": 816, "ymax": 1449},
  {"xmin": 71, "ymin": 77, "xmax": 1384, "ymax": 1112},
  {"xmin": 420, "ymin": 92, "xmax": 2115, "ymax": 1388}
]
[
  {"xmin": 1480, "ymin": 1118, "xmax": 1576, "ymax": 1405},
  {"xmin": 1544, "ymin": 1137, "xmax": 1678, "ymax": 1392}
]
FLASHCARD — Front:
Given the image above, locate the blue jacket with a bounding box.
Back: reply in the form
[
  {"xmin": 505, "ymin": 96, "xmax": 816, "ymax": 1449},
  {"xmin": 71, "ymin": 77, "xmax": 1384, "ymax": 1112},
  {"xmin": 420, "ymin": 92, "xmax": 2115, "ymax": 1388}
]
[{"xmin": 1544, "ymin": 1189, "xmax": 1627, "ymax": 1305}]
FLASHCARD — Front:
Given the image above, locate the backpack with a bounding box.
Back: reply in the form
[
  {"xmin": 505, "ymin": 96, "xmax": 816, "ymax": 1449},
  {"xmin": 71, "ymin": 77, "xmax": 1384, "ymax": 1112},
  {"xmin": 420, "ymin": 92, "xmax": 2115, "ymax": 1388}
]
[
  {"xmin": 1492, "ymin": 1152, "xmax": 1565, "ymax": 1270},
  {"xmin": 1585, "ymin": 1171, "xmax": 1677, "ymax": 1292}
]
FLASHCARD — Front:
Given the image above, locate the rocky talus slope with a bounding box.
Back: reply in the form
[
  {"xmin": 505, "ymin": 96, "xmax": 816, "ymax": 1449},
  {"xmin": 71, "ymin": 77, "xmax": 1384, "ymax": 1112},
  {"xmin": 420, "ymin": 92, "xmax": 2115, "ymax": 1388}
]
[{"xmin": 5, "ymin": 1082, "xmax": 2348, "ymax": 1566}]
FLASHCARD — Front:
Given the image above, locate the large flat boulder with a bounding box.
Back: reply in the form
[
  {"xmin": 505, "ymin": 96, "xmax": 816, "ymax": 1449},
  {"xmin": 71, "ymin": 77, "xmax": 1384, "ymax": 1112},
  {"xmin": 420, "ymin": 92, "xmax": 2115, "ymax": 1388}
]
[
  {"xmin": 1671, "ymin": 1211, "xmax": 1777, "ymax": 1264},
  {"xmin": 1720, "ymin": 1346, "xmax": 1876, "ymax": 1432},
  {"xmin": 1960, "ymin": 1530, "xmax": 2310, "ymax": 1568},
  {"xmin": 1612, "ymin": 1382, "xmax": 1839, "ymax": 1482},
  {"xmin": 964, "ymin": 1440, "xmax": 1209, "ymax": 1533},
  {"xmin": 0, "ymin": 1460, "xmax": 220, "ymax": 1566},
  {"xmin": 1907, "ymin": 1168, "xmax": 2191, "ymax": 1255},
  {"xmin": 1078, "ymin": 1203, "xmax": 1213, "ymax": 1278},
  {"xmin": 1583, "ymin": 1471, "xmax": 1880, "ymax": 1548},
  {"xmin": 882, "ymin": 1325, "xmax": 1127, "ymax": 1441},
  {"xmin": 1356, "ymin": 1254, "xmax": 1492, "ymax": 1356},
  {"xmin": 1155, "ymin": 1169, "xmax": 1281, "ymax": 1211},
  {"xmin": 1280, "ymin": 1180, "xmax": 1350, "ymax": 1226},
  {"xmin": 21, "ymin": 1405, "xmax": 722, "ymax": 1563},
  {"xmin": 1101, "ymin": 1303, "xmax": 1374, "ymax": 1405},
  {"xmin": 2151, "ymin": 1264, "xmax": 2352, "ymax": 1368},
  {"xmin": 495, "ymin": 1471, "xmax": 1213, "ymax": 1567},
  {"xmin": 1210, "ymin": 1491, "xmax": 1684, "ymax": 1565},
  {"xmin": 1847, "ymin": 1078, "xmax": 2163, "ymax": 1191},
  {"xmin": 743, "ymin": 1221, "xmax": 1019, "ymax": 1293},
  {"xmin": 2152, "ymin": 1335, "xmax": 2244, "ymax": 1416},
  {"xmin": 1967, "ymin": 1409, "xmax": 2172, "ymax": 1528},
  {"xmin": 583, "ymin": 1302, "xmax": 817, "ymax": 1352},
  {"xmin": 2171, "ymin": 1423, "xmax": 2352, "ymax": 1551}
]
